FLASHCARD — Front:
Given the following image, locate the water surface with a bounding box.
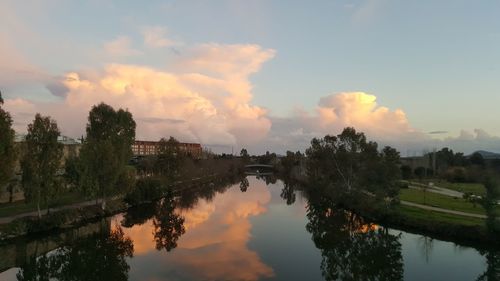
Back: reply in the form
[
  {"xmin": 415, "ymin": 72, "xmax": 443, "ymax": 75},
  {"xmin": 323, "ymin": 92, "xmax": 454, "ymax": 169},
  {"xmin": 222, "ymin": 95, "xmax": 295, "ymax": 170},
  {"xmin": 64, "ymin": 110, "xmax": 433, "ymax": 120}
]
[{"xmin": 0, "ymin": 176, "xmax": 497, "ymax": 280}]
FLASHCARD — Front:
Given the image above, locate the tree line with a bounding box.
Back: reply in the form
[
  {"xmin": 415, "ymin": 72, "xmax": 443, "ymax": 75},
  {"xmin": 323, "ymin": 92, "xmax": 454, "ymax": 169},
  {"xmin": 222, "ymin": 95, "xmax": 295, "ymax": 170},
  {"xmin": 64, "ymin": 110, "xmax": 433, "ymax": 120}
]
[{"xmin": 0, "ymin": 91, "xmax": 137, "ymax": 216}]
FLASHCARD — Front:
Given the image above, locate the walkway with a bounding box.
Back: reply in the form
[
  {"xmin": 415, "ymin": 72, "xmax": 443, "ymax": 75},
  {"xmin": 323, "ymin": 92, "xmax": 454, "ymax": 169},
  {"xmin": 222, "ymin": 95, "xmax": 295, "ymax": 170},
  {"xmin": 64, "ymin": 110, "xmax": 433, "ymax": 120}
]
[
  {"xmin": 408, "ymin": 185, "xmax": 464, "ymax": 198},
  {"xmin": 0, "ymin": 199, "xmax": 105, "ymax": 225},
  {"xmin": 400, "ymin": 201, "xmax": 487, "ymax": 219}
]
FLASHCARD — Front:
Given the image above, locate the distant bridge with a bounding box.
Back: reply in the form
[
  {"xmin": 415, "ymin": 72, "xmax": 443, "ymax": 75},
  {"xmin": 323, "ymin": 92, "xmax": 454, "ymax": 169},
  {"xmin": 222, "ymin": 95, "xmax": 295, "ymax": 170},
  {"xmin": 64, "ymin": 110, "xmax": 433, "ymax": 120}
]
[{"xmin": 244, "ymin": 164, "xmax": 274, "ymax": 169}]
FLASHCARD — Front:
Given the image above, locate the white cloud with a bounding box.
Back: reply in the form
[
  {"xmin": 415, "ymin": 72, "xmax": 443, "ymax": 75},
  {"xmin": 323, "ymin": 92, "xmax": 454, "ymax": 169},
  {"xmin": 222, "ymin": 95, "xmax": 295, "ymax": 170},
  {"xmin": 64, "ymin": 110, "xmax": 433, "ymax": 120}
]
[
  {"xmin": 247, "ymin": 92, "xmax": 500, "ymax": 155},
  {"xmin": 5, "ymin": 43, "xmax": 274, "ymax": 148}
]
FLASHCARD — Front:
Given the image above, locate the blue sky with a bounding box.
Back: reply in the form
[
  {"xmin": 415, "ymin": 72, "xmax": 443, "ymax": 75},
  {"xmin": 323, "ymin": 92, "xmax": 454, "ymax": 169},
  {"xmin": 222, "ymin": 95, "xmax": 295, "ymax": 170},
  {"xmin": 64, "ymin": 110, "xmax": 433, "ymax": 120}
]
[{"xmin": 2, "ymin": 0, "xmax": 500, "ymax": 153}]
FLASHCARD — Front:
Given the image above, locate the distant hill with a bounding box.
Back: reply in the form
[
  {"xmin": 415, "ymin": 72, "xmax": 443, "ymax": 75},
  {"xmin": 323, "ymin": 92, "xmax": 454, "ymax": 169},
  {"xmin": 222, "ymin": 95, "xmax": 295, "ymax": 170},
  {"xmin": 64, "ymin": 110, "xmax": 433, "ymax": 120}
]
[{"xmin": 471, "ymin": 150, "xmax": 500, "ymax": 160}]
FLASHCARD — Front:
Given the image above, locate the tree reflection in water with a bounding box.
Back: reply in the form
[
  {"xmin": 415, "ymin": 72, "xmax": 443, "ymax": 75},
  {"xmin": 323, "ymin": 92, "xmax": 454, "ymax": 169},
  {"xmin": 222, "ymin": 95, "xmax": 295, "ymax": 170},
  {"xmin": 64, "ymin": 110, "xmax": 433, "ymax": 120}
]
[
  {"xmin": 280, "ymin": 178, "xmax": 297, "ymax": 205},
  {"xmin": 476, "ymin": 250, "xmax": 500, "ymax": 281},
  {"xmin": 16, "ymin": 221, "xmax": 133, "ymax": 281},
  {"xmin": 306, "ymin": 193, "xmax": 404, "ymax": 281},
  {"xmin": 152, "ymin": 192, "xmax": 186, "ymax": 252},
  {"xmin": 240, "ymin": 177, "xmax": 249, "ymax": 192}
]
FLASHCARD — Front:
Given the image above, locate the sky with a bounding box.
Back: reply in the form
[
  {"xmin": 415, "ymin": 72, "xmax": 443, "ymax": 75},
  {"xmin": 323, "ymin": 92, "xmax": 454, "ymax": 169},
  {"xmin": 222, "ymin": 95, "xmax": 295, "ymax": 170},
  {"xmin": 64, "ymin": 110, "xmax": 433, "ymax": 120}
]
[{"xmin": 1, "ymin": 0, "xmax": 500, "ymax": 155}]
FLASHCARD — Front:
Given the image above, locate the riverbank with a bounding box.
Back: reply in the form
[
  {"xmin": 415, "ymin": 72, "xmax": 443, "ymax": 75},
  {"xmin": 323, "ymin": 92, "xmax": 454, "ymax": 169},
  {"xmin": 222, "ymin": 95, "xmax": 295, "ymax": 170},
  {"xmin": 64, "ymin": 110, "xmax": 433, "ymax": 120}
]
[
  {"xmin": 0, "ymin": 161, "xmax": 245, "ymax": 242},
  {"xmin": 329, "ymin": 192, "xmax": 500, "ymax": 249},
  {"xmin": 289, "ymin": 171, "xmax": 499, "ymax": 248}
]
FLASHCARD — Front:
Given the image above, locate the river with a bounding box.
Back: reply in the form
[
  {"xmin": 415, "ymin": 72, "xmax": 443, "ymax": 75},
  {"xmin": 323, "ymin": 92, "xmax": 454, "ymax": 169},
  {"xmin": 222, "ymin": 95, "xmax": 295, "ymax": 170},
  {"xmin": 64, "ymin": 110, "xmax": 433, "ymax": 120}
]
[{"xmin": 0, "ymin": 176, "xmax": 498, "ymax": 280}]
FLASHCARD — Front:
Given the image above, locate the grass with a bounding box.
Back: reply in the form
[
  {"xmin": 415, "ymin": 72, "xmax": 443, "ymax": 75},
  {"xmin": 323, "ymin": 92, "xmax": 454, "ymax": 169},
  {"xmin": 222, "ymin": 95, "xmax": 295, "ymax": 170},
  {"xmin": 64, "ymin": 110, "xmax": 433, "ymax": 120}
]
[
  {"xmin": 397, "ymin": 205, "xmax": 485, "ymax": 227},
  {"xmin": 0, "ymin": 192, "xmax": 87, "ymax": 218},
  {"xmin": 407, "ymin": 179, "xmax": 486, "ymax": 196},
  {"xmin": 400, "ymin": 188, "xmax": 486, "ymax": 215}
]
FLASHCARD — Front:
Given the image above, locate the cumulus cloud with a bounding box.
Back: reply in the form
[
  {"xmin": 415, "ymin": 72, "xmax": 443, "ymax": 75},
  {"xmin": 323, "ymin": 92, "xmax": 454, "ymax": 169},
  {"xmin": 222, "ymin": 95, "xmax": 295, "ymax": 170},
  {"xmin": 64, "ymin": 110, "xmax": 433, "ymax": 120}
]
[
  {"xmin": 143, "ymin": 26, "xmax": 177, "ymax": 48},
  {"xmin": 5, "ymin": 43, "xmax": 274, "ymax": 148},
  {"xmin": 250, "ymin": 92, "xmax": 500, "ymax": 155},
  {"xmin": 252, "ymin": 92, "xmax": 423, "ymax": 153},
  {"xmin": 103, "ymin": 36, "xmax": 142, "ymax": 57}
]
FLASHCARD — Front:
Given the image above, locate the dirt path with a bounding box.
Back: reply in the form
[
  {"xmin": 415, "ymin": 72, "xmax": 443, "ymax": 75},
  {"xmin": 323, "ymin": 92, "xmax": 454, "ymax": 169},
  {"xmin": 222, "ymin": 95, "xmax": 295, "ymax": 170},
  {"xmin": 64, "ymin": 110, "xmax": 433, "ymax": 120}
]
[{"xmin": 400, "ymin": 200, "xmax": 487, "ymax": 219}]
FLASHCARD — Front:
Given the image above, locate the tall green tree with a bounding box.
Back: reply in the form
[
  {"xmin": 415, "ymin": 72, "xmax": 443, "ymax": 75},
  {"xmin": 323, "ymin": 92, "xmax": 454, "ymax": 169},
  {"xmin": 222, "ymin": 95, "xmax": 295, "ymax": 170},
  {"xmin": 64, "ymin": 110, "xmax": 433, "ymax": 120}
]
[
  {"xmin": 0, "ymin": 91, "xmax": 17, "ymax": 198},
  {"xmin": 306, "ymin": 127, "xmax": 401, "ymax": 201},
  {"xmin": 240, "ymin": 148, "xmax": 250, "ymax": 163},
  {"xmin": 156, "ymin": 137, "xmax": 182, "ymax": 180},
  {"xmin": 21, "ymin": 114, "xmax": 63, "ymax": 218},
  {"xmin": 79, "ymin": 103, "xmax": 136, "ymax": 209},
  {"xmin": 481, "ymin": 176, "xmax": 500, "ymax": 234}
]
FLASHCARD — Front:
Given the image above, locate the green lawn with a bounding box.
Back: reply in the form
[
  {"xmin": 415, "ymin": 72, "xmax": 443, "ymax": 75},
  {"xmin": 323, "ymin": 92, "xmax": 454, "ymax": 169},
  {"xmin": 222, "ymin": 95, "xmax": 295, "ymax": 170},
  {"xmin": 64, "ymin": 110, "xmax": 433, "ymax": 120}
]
[
  {"xmin": 397, "ymin": 205, "xmax": 485, "ymax": 227},
  {"xmin": 407, "ymin": 180, "xmax": 486, "ymax": 196},
  {"xmin": 400, "ymin": 188, "xmax": 486, "ymax": 215},
  {"xmin": 0, "ymin": 192, "xmax": 87, "ymax": 218}
]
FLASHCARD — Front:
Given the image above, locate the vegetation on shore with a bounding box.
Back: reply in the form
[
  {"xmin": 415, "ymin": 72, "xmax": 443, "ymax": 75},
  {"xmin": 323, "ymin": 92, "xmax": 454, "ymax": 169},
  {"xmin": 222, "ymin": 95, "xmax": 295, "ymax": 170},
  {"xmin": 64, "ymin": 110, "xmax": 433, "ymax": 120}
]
[{"xmin": 295, "ymin": 127, "xmax": 500, "ymax": 245}]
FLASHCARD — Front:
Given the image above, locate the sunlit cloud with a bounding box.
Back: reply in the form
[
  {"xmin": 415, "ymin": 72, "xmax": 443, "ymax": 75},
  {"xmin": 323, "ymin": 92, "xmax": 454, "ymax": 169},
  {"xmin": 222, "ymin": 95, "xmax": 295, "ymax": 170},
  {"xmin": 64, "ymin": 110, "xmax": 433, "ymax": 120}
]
[
  {"xmin": 253, "ymin": 91, "xmax": 500, "ymax": 155},
  {"xmin": 5, "ymin": 43, "xmax": 274, "ymax": 147}
]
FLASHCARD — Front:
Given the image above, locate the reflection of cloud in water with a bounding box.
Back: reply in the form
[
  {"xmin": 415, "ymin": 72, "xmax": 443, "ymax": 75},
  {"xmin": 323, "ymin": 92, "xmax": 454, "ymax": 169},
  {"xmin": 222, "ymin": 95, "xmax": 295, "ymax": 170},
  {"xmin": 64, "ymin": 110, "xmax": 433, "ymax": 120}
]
[{"xmin": 121, "ymin": 177, "xmax": 274, "ymax": 280}]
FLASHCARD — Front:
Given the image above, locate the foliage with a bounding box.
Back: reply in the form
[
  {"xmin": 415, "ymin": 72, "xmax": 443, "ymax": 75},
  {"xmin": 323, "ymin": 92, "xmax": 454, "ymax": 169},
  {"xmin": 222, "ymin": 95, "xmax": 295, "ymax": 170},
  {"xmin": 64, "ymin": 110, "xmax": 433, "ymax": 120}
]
[
  {"xmin": 470, "ymin": 152, "xmax": 486, "ymax": 167},
  {"xmin": 124, "ymin": 178, "xmax": 165, "ymax": 205},
  {"xmin": 21, "ymin": 114, "xmax": 63, "ymax": 218},
  {"xmin": 156, "ymin": 137, "xmax": 183, "ymax": 180},
  {"xmin": 0, "ymin": 90, "xmax": 17, "ymax": 192},
  {"xmin": 414, "ymin": 166, "xmax": 426, "ymax": 180},
  {"xmin": 281, "ymin": 150, "xmax": 303, "ymax": 175},
  {"xmin": 115, "ymin": 165, "xmax": 137, "ymax": 195},
  {"xmin": 481, "ymin": 176, "xmax": 500, "ymax": 234},
  {"xmin": 430, "ymin": 147, "xmax": 468, "ymax": 173},
  {"xmin": 240, "ymin": 148, "xmax": 250, "ymax": 163},
  {"xmin": 400, "ymin": 165, "xmax": 412, "ymax": 180},
  {"xmin": 64, "ymin": 155, "xmax": 81, "ymax": 188},
  {"xmin": 257, "ymin": 151, "xmax": 277, "ymax": 165},
  {"xmin": 79, "ymin": 103, "xmax": 136, "ymax": 209},
  {"xmin": 306, "ymin": 127, "xmax": 401, "ymax": 201}
]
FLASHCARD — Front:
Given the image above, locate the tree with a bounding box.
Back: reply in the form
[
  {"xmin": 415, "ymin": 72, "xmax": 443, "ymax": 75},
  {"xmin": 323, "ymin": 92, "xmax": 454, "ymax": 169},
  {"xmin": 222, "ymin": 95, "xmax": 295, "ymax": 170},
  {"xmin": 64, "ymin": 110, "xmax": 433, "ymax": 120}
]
[
  {"xmin": 64, "ymin": 155, "xmax": 81, "ymax": 188},
  {"xmin": 470, "ymin": 152, "xmax": 485, "ymax": 167},
  {"xmin": 157, "ymin": 137, "xmax": 183, "ymax": 180},
  {"xmin": 79, "ymin": 103, "xmax": 136, "ymax": 209},
  {"xmin": 0, "ymin": 90, "xmax": 17, "ymax": 199},
  {"xmin": 414, "ymin": 166, "xmax": 426, "ymax": 181},
  {"xmin": 401, "ymin": 165, "xmax": 412, "ymax": 180},
  {"xmin": 240, "ymin": 148, "xmax": 250, "ymax": 163},
  {"xmin": 481, "ymin": 176, "xmax": 500, "ymax": 234},
  {"xmin": 21, "ymin": 114, "xmax": 63, "ymax": 218},
  {"xmin": 306, "ymin": 127, "xmax": 401, "ymax": 201}
]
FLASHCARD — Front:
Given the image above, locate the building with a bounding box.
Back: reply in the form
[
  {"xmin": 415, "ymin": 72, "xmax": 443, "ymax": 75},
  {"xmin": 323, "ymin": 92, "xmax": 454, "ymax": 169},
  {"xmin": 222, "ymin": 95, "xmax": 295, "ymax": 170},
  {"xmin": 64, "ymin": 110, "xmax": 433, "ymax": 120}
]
[
  {"xmin": 132, "ymin": 140, "xmax": 202, "ymax": 158},
  {"xmin": 14, "ymin": 133, "xmax": 82, "ymax": 167}
]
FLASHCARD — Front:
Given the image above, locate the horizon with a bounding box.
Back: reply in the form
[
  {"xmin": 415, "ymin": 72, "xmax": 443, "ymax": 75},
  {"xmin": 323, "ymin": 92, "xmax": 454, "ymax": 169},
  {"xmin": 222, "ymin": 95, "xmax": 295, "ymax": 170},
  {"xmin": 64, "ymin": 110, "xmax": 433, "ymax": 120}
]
[{"xmin": 2, "ymin": 0, "xmax": 500, "ymax": 154}]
